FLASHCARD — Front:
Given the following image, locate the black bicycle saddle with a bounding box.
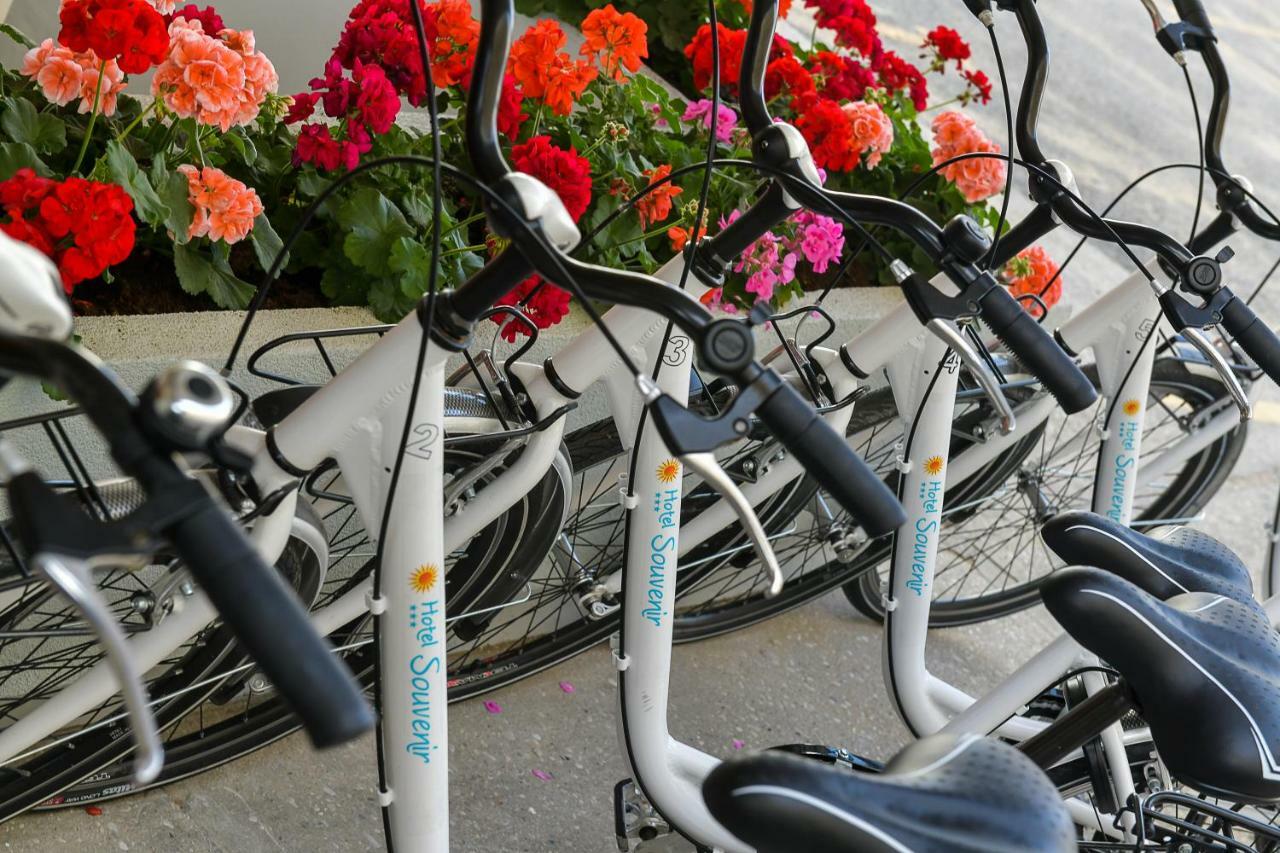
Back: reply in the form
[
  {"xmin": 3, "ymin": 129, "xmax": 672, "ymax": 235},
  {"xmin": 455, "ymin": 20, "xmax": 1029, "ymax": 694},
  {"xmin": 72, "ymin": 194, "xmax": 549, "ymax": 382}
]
[
  {"xmin": 1043, "ymin": 566, "xmax": 1280, "ymax": 803},
  {"xmin": 1041, "ymin": 511, "xmax": 1254, "ymax": 603},
  {"xmin": 703, "ymin": 733, "xmax": 1076, "ymax": 852}
]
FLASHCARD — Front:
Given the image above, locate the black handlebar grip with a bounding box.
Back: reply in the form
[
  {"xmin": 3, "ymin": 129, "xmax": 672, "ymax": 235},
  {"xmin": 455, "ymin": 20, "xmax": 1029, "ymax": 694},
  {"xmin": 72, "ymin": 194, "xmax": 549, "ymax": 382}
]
[
  {"xmin": 977, "ymin": 285, "xmax": 1098, "ymax": 414},
  {"xmin": 166, "ymin": 499, "xmax": 374, "ymax": 748},
  {"xmin": 756, "ymin": 382, "xmax": 906, "ymax": 536},
  {"xmin": 1219, "ymin": 295, "xmax": 1280, "ymax": 386}
]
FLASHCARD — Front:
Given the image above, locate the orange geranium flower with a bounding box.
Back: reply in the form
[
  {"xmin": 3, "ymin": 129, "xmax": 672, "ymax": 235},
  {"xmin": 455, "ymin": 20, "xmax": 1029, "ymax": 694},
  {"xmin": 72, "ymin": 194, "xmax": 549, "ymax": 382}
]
[
  {"xmin": 510, "ymin": 19, "xmax": 596, "ymax": 116},
  {"xmin": 426, "ymin": 0, "xmax": 480, "ymax": 87},
  {"xmin": 580, "ymin": 4, "xmax": 648, "ymax": 82},
  {"xmin": 667, "ymin": 222, "xmax": 707, "ymax": 252},
  {"xmin": 636, "ymin": 165, "xmax": 682, "ymax": 229}
]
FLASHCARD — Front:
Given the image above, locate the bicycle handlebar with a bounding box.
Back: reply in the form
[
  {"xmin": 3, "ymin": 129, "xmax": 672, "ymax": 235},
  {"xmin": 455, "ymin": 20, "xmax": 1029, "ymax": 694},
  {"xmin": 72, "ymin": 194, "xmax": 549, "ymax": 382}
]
[
  {"xmin": 975, "ymin": 285, "xmax": 1099, "ymax": 412},
  {"xmin": 165, "ymin": 494, "xmax": 374, "ymax": 747},
  {"xmin": 1003, "ymin": 0, "xmax": 1196, "ymax": 267},
  {"xmin": 1218, "ymin": 294, "xmax": 1280, "ymax": 386},
  {"xmin": 1162, "ymin": 8, "xmax": 1280, "ymax": 242},
  {"xmin": 0, "ymin": 332, "xmax": 374, "ymax": 749},
  {"xmin": 754, "ymin": 381, "xmax": 906, "ymax": 535},
  {"xmin": 733, "ymin": 0, "xmax": 1096, "ymax": 414}
]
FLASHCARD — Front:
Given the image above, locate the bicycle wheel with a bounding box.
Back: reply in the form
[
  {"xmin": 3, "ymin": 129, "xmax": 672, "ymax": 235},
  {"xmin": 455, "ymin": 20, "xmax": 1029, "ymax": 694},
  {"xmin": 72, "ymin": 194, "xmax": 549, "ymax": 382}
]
[
  {"xmin": 843, "ymin": 357, "xmax": 1248, "ymax": 626},
  {"xmin": 10, "ymin": 422, "xmax": 577, "ymax": 812},
  {"xmin": 549, "ymin": 376, "xmax": 1027, "ymax": 643},
  {"xmin": 0, "ymin": 479, "xmax": 327, "ymax": 818}
]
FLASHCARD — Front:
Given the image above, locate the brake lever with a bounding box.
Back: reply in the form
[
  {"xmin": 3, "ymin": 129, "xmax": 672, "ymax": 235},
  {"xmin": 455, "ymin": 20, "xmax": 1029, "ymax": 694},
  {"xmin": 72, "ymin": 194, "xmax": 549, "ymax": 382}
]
[
  {"xmin": 32, "ymin": 552, "xmax": 165, "ymax": 785},
  {"xmin": 1179, "ymin": 326, "xmax": 1252, "ymax": 420},
  {"xmin": 679, "ymin": 452, "xmax": 783, "ymax": 597},
  {"xmin": 924, "ymin": 318, "xmax": 1017, "ymax": 435}
]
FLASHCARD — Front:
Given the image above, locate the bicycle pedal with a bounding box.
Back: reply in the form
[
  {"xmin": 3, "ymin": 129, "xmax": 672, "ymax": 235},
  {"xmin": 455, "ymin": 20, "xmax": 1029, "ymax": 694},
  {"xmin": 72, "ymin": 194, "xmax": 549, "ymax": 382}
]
[{"xmin": 613, "ymin": 778, "xmax": 674, "ymax": 851}]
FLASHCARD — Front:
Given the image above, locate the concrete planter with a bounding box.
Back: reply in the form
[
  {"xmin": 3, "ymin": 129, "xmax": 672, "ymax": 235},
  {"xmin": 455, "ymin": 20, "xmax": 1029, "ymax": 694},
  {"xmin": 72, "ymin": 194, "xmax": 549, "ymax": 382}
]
[{"xmin": 0, "ymin": 287, "xmax": 903, "ymax": 481}]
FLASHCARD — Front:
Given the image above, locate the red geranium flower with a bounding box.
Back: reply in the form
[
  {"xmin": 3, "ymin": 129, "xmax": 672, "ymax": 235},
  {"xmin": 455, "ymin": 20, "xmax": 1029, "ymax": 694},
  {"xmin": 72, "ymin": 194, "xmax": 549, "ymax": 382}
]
[
  {"xmin": 875, "ymin": 50, "xmax": 928, "ymax": 111},
  {"xmin": 494, "ymin": 275, "xmax": 571, "ymax": 340},
  {"xmin": 510, "ymin": 136, "xmax": 592, "ymax": 223},
  {"xmin": 684, "ymin": 23, "xmax": 748, "ymax": 93},
  {"xmin": 0, "ymin": 170, "xmax": 135, "ymax": 291},
  {"xmin": 167, "ymin": 4, "xmax": 225, "ymax": 35},
  {"xmin": 962, "ymin": 68, "xmax": 993, "ymax": 105},
  {"xmin": 353, "ymin": 60, "xmax": 401, "ymax": 133},
  {"xmin": 923, "ymin": 25, "xmax": 970, "ymax": 67},
  {"xmin": 59, "ymin": 0, "xmax": 168, "ymax": 75},
  {"xmin": 765, "ymin": 56, "xmax": 816, "ymax": 102},
  {"xmin": 795, "ymin": 97, "xmax": 859, "ymax": 172},
  {"xmin": 807, "ymin": 50, "xmax": 874, "ymax": 102},
  {"xmin": 293, "ymin": 124, "xmax": 343, "ymax": 171},
  {"xmin": 496, "ymin": 73, "xmax": 528, "ymax": 138}
]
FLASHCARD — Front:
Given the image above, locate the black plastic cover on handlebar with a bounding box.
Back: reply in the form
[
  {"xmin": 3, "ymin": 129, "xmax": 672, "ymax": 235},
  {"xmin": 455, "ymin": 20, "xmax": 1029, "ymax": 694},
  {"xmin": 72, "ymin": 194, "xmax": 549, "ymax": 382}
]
[
  {"xmin": 976, "ymin": 285, "xmax": 1098, "ymax": 413},
  {"xmin": 1219, "ymin": 294, "xmax": 1280, "ymax": 386},
  {"xmin": 165, "ymin": 496, "xmax": 375, "ymax": 748},
  {"xmin": 755, "ymin": 382, "xmax": 906, "ymax": 537}
]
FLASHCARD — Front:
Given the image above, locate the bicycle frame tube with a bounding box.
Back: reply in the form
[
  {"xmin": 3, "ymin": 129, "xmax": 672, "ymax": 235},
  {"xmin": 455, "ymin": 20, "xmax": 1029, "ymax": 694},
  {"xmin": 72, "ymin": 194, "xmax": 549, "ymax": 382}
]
[{"xmin": 376, "ymin": 353, "xmax": 450, "ymax": 849}]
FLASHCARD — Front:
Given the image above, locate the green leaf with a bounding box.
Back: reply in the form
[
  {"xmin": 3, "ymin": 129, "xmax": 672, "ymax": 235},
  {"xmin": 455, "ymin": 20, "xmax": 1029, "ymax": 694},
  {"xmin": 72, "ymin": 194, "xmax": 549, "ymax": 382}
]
[
  {"xmin": 335, "ymin": 188, "xmax": 414, "ymax": 276},
  {"xmin": 388, "ymin": 237, "xmax": 432, "ymax": 300},
  {"xmin": 104, "ymin": 140, "xmax": 170, "ymax": 228},
  {"xmin": 250, "ymin": 213, "xmax": 287, "ymax": 273},
  {"xmin": 0, "ymin": 143, "xmax": 47, "ymax": 180},
  {"xmin": 174, "ymin": 242, "xmax": 255, "ymax": 309},
  {"xmin": 156, "ymin": 168, "xmax": 195, "ymax": 244},
  {"xmin": 222, "ymin": 131, "xmax": 258, "ymax": 167},
  {"xmin": 0, "ymin": 23, "xmax": 34, "ymax": 49},
  {"xmin": 1, "ymin": 97, "xmax": 67, "ymax": 155}
]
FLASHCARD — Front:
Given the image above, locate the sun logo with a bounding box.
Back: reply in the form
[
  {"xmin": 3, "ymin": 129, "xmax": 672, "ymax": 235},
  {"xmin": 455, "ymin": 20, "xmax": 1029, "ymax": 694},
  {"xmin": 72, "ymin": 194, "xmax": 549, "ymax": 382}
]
[
  {"xmin": 410, "ymin": 564, "xmax": 439, "ymax": 594},
  {"xmin": 923, "ymin": 456, "xmax": 945, "ymax": 476},
  {"xmin": 656, "ymin": 459, "xmax": 680, "ymax": 483},
  {"xmin": 1122, "ymin": 399, "xmax": 1142, "ymax": 417}
]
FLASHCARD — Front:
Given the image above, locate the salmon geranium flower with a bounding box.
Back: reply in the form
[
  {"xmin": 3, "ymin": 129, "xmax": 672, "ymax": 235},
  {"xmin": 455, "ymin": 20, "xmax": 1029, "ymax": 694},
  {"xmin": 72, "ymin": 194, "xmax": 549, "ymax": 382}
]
[
  {"xmin": 843, "ymin": 100, "xmax": 894, "ymax": 168},
  {"xmin": 152, "ymin": 18, "xmax": 278, "ymax": 131},
  {"xmin": 635, "ymin": 165, "xmax": 682, "ymax": 229},
  {"xmin": 509, "ymin": 19, "xmax": 596, "ymax": 116},
  {"xmin": 580, "ymin": 4, "xmax": 648, "ymax": 82},
  {"xmin": 21, "ymin": 38, "xmax": 126, "ymax": 116},
  {"xmin": 178, "ymin": 164, "xmax": 264, "ymax": 245},
  {"xmin": 931, "ymin": 110, "xmax": 1007, "ymax": 202}
]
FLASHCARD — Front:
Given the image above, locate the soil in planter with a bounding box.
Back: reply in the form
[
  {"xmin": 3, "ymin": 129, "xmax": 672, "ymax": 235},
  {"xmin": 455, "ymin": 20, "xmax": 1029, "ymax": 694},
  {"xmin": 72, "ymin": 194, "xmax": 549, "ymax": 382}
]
[{"xmin": 71, "ymin": 246, "xmax": 329, "ymax": 316}]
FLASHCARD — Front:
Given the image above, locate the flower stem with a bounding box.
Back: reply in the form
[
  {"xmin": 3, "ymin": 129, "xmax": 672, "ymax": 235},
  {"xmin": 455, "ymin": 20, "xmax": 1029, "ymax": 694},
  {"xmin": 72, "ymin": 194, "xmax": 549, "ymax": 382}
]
[
  {"xmin": 194, "ymin": 123, "xmax": 206, "ymax": 167},
  {"xmin": 115, "ymin": 100, "xmax": 159, "ymax": 143},
  {"xmin": 921, "ymin": 96, "xmax": 961, "ymax": 114},
  {"xmin": 71, "ymin": 61, "xmax": 107, "ymax": 176}
]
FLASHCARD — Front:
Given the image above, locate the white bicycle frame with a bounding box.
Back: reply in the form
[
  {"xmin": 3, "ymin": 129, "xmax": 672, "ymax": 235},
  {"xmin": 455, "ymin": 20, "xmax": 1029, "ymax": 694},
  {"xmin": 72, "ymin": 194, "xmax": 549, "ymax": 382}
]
[
  {"xmin": 0, "ymin": 226, "xmax": 863, "ymax": 848},
  {"xmin": 0, "ymin": 249, "xmax": 1256, "ymax": 850}
]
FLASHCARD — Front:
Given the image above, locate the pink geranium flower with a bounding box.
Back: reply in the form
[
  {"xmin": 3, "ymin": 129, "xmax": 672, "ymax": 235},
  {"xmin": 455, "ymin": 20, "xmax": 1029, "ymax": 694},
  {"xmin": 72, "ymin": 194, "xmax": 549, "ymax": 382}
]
[
  {"xmin": 790, "ymin": 210, "xmax": 845, "ymax": 274},
  {"xmin": 682, "ymin": 98, "xmax": 738, "ymax": 144}
]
